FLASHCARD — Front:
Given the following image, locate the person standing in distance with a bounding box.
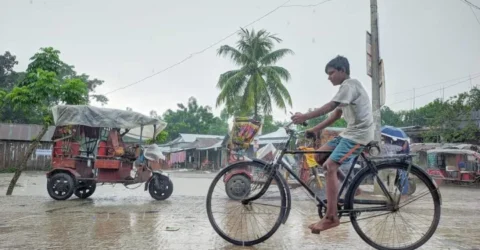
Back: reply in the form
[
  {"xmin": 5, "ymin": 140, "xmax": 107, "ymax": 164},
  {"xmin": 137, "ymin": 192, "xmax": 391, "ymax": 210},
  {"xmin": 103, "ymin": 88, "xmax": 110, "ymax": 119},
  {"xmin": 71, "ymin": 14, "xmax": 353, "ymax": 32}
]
[{"xmin": 291, "ymin": 55, "xmax": 374, "ymax": 233}]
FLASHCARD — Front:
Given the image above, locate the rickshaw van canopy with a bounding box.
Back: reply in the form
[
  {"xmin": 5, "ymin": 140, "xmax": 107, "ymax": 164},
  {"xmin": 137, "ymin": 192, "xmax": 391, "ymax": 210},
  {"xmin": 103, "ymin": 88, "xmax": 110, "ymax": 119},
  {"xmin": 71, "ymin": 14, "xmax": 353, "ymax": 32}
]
[{"xmin": 52, "ymin": 105, "xmax": 167, "ymax": 139}]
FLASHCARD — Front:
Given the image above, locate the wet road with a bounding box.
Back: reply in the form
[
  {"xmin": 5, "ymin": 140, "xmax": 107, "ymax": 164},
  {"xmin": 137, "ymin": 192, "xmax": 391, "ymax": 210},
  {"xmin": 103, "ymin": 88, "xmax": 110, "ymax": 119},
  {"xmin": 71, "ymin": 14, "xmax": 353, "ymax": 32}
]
[{"xmin": 0, "ymin": 171, "xmax": 479, "ymax": 250}]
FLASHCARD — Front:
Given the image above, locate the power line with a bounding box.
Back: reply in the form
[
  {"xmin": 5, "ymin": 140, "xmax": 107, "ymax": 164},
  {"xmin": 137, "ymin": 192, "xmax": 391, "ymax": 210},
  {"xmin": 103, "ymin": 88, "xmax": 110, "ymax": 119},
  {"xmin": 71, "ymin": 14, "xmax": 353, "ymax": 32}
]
[
  {"xmin": 387, "ymin": 74, "xmax": 480, "ymax": 107},
  {"xmin": 461, "ymin": 0, "xmax": 480, "ymax": 10},
  {"xmin": 459, "ymin": 0, "xmax": 480, "ymax": 26},
  {"xmin": 102, "ymin": 0, "xmax": 336, "ymax": 96},
  {"xmin": 283, "ymin": 0, "xmax": 334, "ymax": 7},
  {"xmin": 469, "ymin": 3, "xmax": 480, "ymax": 26},
  {"xmin": 389, "ymin": 72, "xmax": 480, "ymax": 96},
  {"xmin": 102, "ymin": 0, "xmax": 292, "ymax": 95}
]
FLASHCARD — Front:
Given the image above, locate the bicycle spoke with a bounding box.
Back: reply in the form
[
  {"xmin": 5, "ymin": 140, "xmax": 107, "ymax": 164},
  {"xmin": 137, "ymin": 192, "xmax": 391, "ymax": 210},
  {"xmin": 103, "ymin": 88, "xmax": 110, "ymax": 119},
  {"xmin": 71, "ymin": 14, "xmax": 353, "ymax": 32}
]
[
  {"xmin": 206, "ymin": 161, "xmax": 286, "ymax": 246},
  {"xmin": 345, "ymin": 163, "xmax": 440, "ymax": 249},
  {"xmin": 207, "ymin": 123, "xmax": 440, "ymax": 249},
  {"xmin": 398, "ymin": 188, "xmax": 438, "ymax": 209}
]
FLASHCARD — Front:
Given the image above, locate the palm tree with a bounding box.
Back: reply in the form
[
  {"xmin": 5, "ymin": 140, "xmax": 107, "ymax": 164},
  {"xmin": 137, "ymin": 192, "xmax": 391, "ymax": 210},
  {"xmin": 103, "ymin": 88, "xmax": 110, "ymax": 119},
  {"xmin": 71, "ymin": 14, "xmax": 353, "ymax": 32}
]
[{"xmin": 215, "ymin": 28, "xmax": 294, "ymax": 120}]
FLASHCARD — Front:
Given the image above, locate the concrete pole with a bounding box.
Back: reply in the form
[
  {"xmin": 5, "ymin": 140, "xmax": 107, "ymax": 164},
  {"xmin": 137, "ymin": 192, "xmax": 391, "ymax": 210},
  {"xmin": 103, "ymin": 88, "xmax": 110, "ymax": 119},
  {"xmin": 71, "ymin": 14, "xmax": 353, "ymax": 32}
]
[
  {"xmin": 370, "ymin": 0, "xmax": 382, "ymax": 142},
  {"xmin": 370, "ymin": 0, "xmax": 387, "ymax": 195}
]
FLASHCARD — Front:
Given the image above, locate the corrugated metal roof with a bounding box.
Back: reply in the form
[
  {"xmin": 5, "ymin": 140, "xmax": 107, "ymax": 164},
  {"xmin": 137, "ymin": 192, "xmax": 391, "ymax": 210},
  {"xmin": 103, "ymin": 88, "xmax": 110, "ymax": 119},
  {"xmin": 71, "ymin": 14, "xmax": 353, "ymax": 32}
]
[
  {"xmin": 158, "ymin": 135, "xmax": 223, "ymax": 152},
  {"xmin": 197, "ymin": 140, "xmax": 223, "ymax": 150},
  {"xmin": 259, "ymin": 138, "xmax": 288, "ymax": 145},
  {"xmin": 0, "ymin": 124, "xmax": 56, "ymax": 142},
  {"xmin": 190, "ymin": 138, "xmax": 221, "ymax": 148},
  {"xmin": 259, "ymin": 128, "xmax": 287, "ymax": 139},
  {"xmin": 178, "ymin": 133, "xmax": 225, "ymax": 143}
]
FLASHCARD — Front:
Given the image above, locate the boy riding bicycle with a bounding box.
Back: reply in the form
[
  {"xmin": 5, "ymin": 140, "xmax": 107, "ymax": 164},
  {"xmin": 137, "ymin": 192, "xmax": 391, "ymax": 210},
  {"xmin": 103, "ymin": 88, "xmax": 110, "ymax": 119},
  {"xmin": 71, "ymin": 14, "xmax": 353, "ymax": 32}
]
[{"xmin": 291, "ymin": 55, "xmax": 374, "ymax": 234}]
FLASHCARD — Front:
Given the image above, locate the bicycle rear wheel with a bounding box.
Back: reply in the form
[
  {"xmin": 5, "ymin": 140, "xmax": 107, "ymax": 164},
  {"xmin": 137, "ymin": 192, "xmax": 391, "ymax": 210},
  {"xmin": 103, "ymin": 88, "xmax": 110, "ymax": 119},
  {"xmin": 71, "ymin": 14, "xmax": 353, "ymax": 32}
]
[
  {"xmin": 206, "ymin": 161, "xmax": 287, "ymax": 246},
  {"xmin": 345, "ymin": 163, "xmax": 441, "ymax": 250}
]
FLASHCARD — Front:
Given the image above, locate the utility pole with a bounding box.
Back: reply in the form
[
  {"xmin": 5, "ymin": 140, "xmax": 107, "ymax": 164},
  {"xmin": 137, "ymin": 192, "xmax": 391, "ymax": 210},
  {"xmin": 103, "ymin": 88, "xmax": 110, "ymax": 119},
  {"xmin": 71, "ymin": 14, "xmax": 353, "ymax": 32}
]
[
  {"xmin": 370, "ymin": 0, "xmax": 384, "ymax": 195},
  {"xmin": 412, "ymin": 88, "xmax": 415, "ymax": 126},
  {"xmin": 370, "ymin": 0, "xmax": 382, "ymax": 141}
]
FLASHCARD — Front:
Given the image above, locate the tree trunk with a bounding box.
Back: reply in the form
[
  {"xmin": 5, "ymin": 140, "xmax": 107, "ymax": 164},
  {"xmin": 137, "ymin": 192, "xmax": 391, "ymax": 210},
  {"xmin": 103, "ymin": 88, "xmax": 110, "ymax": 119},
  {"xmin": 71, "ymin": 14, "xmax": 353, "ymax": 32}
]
[
  {"xmin": 254, "ymin": 82, "xmax": 259, "ymax": 120},
  {"xmin": 6, "ymin": 124, "xmax": 49, "ymax": 196}
]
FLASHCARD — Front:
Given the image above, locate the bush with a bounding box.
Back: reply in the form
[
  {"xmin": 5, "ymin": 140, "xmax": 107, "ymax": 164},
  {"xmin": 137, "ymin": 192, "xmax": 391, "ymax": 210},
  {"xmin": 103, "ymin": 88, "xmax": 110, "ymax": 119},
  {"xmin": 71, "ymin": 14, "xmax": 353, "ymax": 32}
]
[{"xmin": 0, "ymin": 167, "xmax": 17, "ymax": 173}]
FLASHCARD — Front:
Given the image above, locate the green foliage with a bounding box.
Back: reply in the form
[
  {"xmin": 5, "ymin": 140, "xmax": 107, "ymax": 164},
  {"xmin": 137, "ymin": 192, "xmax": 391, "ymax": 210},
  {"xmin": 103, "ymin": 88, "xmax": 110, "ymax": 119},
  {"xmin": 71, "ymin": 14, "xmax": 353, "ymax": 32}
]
[
  {"xmin": 0, "ymin": 91, "xmax": 5, "ymax": 111},
  {"xmin": 216, "ymin": 28, "xmax": 294, "ymax": 119},
  {"xmin": 145, "ymin": 130, "xmax": 169, "ymax": 144},
  {"xmin": 3, "ymin": 48, "xmax": 89, "ymax": 125},
  {"xmin": 6, "ymin": 69, "xmax": 88, "ymax": 125},
  {"xmin": 219, "ymin": 95, "xmax": 254, "ymax": 119},
  {"xmin": 0, "ymin": 48, "xmax": 107, "ymax": 123},
  {"xmin": 0, "ymin": 51, "xmax": 20, "ymax": 91},
  {"xmin": 299, "ymin": 108, "xmax": 347, "ymax": 130},
  {"xmin": 0, "ymin": 52, "xmax": 28, "ymax": 123},
  {"xmin": 63, "ymin": 71, "xmax": 108, "ymax": 105},
  {"xmin": 207, "ymin": 116, "xmax": 230, "ymax": 135},
  {"xmin": 155, "ymin": 97, "xmax": 229, "ymax": 141},
  {"xmin": 261, "ymin": 115, "xmax": 285, "ymax": 134},
  {"xmin": 0, "ymin": 167, "xmax": 17, "ymax": 173},
  {"xmin": 381, "ymin": 87, "xmax": 480, "ymax": 143},
  {"xmin": 25, "ymin": 47, "xmax": 62, "ymax": 78}
]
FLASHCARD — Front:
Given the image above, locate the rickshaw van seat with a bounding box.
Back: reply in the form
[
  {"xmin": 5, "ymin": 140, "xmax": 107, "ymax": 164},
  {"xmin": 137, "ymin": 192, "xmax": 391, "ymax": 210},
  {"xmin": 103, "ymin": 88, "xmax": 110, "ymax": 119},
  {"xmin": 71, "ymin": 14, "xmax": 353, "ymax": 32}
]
[
  {"xmin": 53, "ymin": 140, "xmax": 80, "ymax": 157},
  {"xmin": 106, "ymin": 129, "xmax": 126, "ymax": 157},
  {"xmin": 98, "ymin": 140, "xmax": 109, "ymax": 156}
]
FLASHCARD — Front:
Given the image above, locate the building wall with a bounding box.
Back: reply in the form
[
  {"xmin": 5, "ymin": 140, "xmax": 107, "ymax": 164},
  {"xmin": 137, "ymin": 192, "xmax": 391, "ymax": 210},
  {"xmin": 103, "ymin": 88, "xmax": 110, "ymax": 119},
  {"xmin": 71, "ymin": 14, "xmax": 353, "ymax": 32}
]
[{"xmin": 0, "ymin": 140, "xmax": 53, "ymax": 171}]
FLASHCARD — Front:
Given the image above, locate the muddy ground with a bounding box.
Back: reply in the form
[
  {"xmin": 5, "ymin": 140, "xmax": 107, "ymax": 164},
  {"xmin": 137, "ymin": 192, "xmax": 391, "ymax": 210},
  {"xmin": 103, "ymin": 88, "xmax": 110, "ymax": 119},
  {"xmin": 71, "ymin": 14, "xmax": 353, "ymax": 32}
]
[{"xmin": 0, "ymin": 171, "xmax": 479, "ymax": 250}]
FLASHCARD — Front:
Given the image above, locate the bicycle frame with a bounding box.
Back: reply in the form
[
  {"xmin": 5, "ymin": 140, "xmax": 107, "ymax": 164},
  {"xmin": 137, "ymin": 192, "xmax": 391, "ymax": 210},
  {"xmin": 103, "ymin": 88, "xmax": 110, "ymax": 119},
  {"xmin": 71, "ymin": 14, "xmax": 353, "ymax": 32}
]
[{"xmin": 243, "ymin": 125, "xmax": 397, "ymax": 214}]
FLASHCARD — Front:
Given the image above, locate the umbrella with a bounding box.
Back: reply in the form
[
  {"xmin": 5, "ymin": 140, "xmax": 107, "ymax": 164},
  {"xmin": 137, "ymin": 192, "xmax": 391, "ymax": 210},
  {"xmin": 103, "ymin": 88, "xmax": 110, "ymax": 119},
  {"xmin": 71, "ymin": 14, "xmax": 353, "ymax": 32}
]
[{"xmin": 381, "ymin": 126, "xmax": 408, "ymax": 141}]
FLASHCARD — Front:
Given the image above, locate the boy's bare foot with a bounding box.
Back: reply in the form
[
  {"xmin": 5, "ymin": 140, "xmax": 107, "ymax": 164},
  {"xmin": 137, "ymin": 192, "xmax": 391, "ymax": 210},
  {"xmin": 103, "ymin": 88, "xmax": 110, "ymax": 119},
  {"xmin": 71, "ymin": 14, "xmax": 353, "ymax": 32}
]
[{"xmin": 310, "ymin": 215, "xmax": 340, "ymax": 234}]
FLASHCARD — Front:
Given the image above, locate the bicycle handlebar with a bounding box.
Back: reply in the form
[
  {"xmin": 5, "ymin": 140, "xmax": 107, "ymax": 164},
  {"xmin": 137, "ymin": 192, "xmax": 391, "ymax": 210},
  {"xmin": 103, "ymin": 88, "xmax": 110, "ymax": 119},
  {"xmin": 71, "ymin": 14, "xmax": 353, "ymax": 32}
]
[
  {"xmin": 283, "ymin": 121, "xmax": 318, "ymax": 144},
  {"xmin": 283, "ymin": 120, "xmax": 308, "ymax": 129}
]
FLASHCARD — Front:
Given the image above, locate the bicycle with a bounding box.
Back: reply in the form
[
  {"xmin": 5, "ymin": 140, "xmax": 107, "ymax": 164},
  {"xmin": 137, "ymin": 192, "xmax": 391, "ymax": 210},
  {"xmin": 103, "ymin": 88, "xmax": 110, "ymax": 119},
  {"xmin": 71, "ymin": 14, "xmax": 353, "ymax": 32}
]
[
  {"xmin": 282, "ymin": 135, "xmax": 359, "ymax": 200},
  {"xmin": 206, "ymin": 122, "xmax": 442, "ymax": 250}
]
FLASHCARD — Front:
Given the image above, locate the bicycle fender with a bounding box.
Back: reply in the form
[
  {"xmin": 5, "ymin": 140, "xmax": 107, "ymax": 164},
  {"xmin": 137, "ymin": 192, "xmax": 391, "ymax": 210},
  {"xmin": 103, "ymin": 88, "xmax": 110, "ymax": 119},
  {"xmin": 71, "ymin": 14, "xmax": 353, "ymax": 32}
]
[
  {"xmin": 144, "ymin": 171, "xmax": 170, "ymax": 191},
  {"xmin": 277, "ymin": 172, "xmax": 291, "ymax": 224},
  {"xmin": 344, "ymin": 166, "xmax": 370, "ymax": 209},
  {"xmin": 251, "ymin": 158, "xmax": 269, "ymax": 165},
  {"xmin": 414, "ymin": 164, "xmax": 442, "ymax": 205},
  {"xmin": 399, "ymin": 162, "xmax": 442, "ymax": 205},
  {"xmin": 344, "ymin": 162, "xmax": 442, "ymax": 207}
]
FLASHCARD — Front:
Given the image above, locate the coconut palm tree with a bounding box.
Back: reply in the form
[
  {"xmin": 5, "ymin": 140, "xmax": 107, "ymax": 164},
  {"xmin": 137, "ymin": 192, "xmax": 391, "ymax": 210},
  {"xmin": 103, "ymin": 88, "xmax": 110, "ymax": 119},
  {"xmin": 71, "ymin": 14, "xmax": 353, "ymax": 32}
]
[{"xmin": 215, "ymin": 28, "xmax": 294, "ymax": 119}]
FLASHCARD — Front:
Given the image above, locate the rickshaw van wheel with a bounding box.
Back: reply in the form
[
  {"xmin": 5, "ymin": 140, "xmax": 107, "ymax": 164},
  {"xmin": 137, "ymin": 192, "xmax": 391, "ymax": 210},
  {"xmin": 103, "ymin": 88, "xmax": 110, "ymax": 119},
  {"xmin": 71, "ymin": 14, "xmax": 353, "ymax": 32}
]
[
  {"xmin": 407, "ymin": 178, "xmax": 416, "ymax": 195},
  {"xmin": 149, "ymin": 174, "xmax": 173, "ymax": 200},
  {"xmin": 74, "ymin": 181, "xmax": 96, "ymax": 199},
  {"xmin": 47, "ymin": 172, "xmax": 75, "ymax": 201},
  {"xmin": 225, "ymin": 174, "xmax": 251, "ymax": 200}
]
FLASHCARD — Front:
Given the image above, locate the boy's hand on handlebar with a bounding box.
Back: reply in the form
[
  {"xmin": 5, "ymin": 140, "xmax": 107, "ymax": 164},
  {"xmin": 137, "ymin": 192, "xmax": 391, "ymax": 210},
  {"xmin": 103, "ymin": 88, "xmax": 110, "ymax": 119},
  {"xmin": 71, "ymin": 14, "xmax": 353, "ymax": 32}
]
[{"xmin": 291, "ymin": 112, "xmax": 308, "ymax": 124}]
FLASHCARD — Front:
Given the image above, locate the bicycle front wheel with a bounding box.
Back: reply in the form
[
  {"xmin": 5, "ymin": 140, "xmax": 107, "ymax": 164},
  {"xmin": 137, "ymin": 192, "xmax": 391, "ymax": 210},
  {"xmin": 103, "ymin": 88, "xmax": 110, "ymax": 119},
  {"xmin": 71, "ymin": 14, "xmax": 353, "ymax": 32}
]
[
  {"xmin": 345, "ymin": 163, "xmax": 441, "ymax": 250},
  {"xmin": 206, "ymin": 161, "xmax": 287, "ymax": 246}
]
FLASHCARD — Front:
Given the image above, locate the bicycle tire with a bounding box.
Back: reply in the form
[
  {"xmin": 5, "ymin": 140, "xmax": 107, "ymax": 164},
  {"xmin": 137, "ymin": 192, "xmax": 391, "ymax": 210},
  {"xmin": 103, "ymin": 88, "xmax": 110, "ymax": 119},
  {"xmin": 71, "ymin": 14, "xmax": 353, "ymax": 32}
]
[
  {"xmin": 276, "ymin": 161, "xmax": 292, "ymax": 224},
  {"xmin": 206, "ymin": 160, "xmax": 287, "ymax": 246},
  {"xmin": 345, "ymin": 162, "xmax": 441, "ymax": 250}
]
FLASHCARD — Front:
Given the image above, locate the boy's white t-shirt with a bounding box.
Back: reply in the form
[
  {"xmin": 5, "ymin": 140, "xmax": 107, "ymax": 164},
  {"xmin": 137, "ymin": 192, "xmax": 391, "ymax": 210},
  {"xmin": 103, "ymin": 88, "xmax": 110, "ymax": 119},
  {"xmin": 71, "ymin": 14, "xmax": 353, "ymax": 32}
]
[{"xmin": 331, "ymin": 78, "xmax": 374, "ymax": 145}]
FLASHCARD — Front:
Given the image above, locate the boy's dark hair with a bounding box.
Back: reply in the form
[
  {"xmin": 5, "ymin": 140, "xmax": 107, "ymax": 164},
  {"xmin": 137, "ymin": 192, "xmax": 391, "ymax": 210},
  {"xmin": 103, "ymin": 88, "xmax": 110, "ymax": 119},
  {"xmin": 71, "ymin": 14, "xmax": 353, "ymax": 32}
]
[{"xmin": 325, "ymin": 55, "xmax": 350, "ymax": 75}]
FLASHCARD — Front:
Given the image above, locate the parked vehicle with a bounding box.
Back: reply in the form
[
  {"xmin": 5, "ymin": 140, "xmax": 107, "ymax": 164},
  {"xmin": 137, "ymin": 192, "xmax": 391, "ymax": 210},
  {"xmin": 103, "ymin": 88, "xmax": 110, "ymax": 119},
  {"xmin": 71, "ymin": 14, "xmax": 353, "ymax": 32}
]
[
  {"xmin": 426, "ymin": 148, "xmax": 480, "ymax": 186},
  {"xmin": 46, "ymin": 105, "xmax": 173, "ymax": 201}
]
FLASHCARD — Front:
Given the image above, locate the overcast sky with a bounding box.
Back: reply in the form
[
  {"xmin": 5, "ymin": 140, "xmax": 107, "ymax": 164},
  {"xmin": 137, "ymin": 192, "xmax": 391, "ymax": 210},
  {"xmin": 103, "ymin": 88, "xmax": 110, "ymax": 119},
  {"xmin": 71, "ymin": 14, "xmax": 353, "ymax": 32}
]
[{"xmin": 2, "ymin": 0, "xmax": 479, "ymax": 122}]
